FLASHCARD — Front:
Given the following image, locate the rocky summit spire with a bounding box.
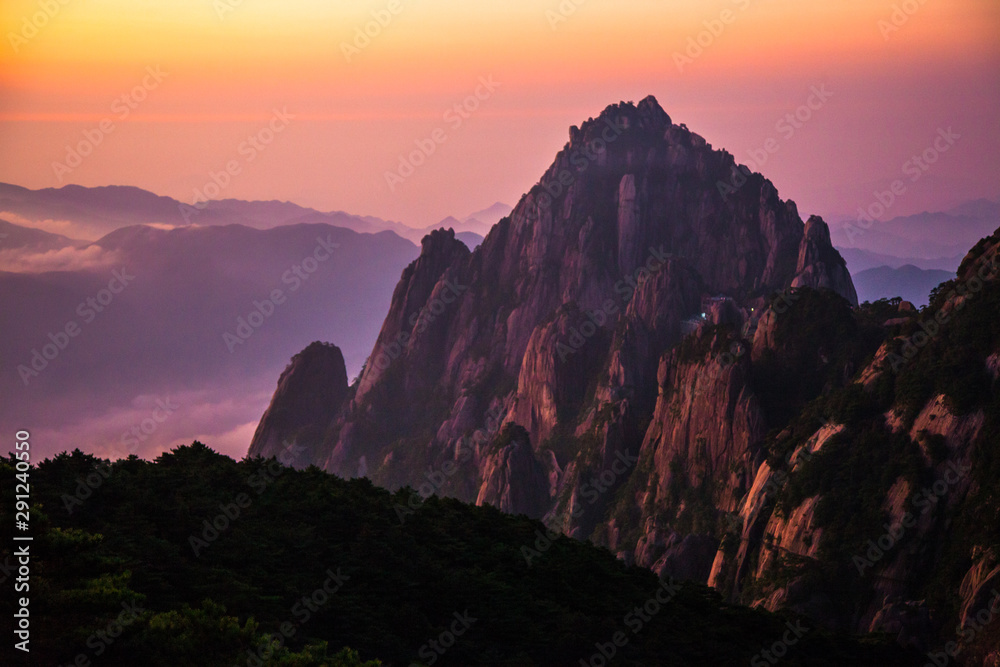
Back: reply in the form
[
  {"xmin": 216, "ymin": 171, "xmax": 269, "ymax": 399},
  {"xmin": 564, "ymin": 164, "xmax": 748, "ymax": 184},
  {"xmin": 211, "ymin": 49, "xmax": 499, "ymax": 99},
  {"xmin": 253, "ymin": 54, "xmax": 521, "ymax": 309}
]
[{"xmin": 254, "ymin": 92, "xmax": 858, "ymax": 544}]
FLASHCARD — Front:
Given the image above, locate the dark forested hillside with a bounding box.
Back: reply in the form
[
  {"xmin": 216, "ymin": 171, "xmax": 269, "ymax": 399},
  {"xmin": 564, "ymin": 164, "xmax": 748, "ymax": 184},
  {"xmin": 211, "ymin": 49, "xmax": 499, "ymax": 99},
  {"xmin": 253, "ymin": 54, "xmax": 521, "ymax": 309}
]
[{"xmin": 0, "ymin": 445, "xmax": 912, "ymax": 666}]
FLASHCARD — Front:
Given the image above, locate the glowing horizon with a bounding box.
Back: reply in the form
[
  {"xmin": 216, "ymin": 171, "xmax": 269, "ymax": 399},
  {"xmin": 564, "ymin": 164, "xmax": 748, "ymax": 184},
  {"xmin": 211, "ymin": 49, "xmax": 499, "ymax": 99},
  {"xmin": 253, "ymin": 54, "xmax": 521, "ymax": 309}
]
[{"xmin": 1, "ymin": 0, "xmax": 998, "ymax": 226}]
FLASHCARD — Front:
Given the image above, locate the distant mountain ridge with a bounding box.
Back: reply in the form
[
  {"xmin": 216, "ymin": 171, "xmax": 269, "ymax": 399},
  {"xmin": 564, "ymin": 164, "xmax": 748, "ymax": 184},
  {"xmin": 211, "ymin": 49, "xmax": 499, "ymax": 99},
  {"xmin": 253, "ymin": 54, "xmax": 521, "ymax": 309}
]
[
  {"xmin": 0, "ymin": 181, "xmax": 509, "ymax": 245},
  {"xmin": 836, "ymin": 247, "xmax": 964, "ymax": 274},
  {"xmin": 0, "ymin": 218, "xmax": 420, "ymax": 460},
  {"xmin": 853, "ymin": 264, "xmax": 956, "ymax": 307},
  {"xmin": 830, "ymin": 198, "xmax": 1000, "ymax": 260}
]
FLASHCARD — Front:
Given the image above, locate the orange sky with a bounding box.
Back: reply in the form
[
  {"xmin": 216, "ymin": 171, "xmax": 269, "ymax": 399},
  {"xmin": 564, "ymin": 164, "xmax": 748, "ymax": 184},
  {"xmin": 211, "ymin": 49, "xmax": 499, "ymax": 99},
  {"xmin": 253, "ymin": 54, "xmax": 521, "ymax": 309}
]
[{"xmin": 1, "ymin": 0, "xmax": 998, "ymax": 228}]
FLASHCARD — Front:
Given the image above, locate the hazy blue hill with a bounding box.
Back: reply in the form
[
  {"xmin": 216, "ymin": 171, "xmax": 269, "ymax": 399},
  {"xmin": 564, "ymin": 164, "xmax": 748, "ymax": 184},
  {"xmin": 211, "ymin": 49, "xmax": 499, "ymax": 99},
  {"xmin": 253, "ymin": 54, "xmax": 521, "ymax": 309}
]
[
  {"xmin": 853, "ymin": 264, "xmax": 956, "ymax": 306},
  {"xmin": 0, "ymin": 222, "xmax": 419, "ymax": 459}
]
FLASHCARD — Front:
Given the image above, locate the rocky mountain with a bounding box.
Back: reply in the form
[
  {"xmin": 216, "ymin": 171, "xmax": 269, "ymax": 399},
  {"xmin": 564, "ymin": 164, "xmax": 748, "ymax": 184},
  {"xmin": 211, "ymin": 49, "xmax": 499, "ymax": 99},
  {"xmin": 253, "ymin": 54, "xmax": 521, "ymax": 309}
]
[
  {"xmin": 249, "ymin": 94, "xmax": 854, "ymax": 535},
  {"xmin": 250, "ymin": 341, "xmax": 350, "ymax": 465},
  {"xmin": 250, "ymin": 96, "xmax": 1000, "ymax": 659},
  {"xmin": 702, "ymin": 229, "xmax": 1000, "ymax": 658},
  {"xmin": 432, "ymin": 202, "xmax": 513, "ymax": 238}
]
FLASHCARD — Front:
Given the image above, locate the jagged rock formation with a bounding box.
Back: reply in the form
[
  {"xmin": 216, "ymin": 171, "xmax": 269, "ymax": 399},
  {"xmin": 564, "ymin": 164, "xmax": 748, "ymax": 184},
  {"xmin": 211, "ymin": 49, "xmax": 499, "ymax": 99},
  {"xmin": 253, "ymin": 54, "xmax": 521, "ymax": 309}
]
[
  {"xmin": 245, "ymin": 97, "xmax": 1000, "ymax": 659},
  {"xmin": 708, "ymin": 229, "xmax": 1000, "ymax": 657},
  {"xmin": 793, "ymin": 215, "xmax": 858, "ymax": 305},
  {"xmin": 255, "ymin": 93, "xmax": 856, "ymax": 537},
  {"xmin": 254, "ymin": 98, "xmax": 1000, "ymax": 660},
  {"xmin": 475, "ymin": 424, "xmax": 550, "ymax": 516},
  {"xmin": 248, "ymin": 341, "xmax": 348, "ymax": 467}
]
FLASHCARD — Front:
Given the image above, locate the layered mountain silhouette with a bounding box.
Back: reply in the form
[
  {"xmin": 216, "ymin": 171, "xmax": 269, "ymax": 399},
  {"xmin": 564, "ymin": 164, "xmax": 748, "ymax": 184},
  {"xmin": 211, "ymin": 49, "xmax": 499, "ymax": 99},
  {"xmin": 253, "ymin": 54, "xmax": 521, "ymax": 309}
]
[
  {"xmin": 830, "ymin": 199, "xmax": 1000, "ymax": 266},
  {"xmin": 249, "ymin": 96, "xmax": 1000, "ymax": 657},
  {"xmin": 0, "ymin": 181, "xmax": 506, "ymax": 245},
  {"xmin": 854, "ymin": 264, "xmax": 956, "ymax": 307},
  {"xmin": 0, "ymin": 180, "xmax": 512, "ymax": 459},
  {"xmin": 0, "ymin": 220, "xmax": 421, "ymax": 459},
  {"xmin": 252, "ymin": 94, "xmax": 856, "ymax": 479}
]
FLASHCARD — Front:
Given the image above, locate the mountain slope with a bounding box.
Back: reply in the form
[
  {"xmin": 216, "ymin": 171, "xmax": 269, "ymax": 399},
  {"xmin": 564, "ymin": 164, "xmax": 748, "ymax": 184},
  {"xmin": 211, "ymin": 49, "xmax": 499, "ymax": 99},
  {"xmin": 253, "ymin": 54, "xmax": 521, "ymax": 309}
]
[
  {"xmin": 249, "ymin": 96, "xmax": 1000, "ymax": 658},
  {"xmin": 0, "ymin": 445, "xmax": 914, "ymax": 666},
  {"xmin": 703, "ymin": 226, "xmax": 1000, "ymax": 655},
  {"xmin": 250, "ymin": 94, "xmax": 857, "ymax": 551}
]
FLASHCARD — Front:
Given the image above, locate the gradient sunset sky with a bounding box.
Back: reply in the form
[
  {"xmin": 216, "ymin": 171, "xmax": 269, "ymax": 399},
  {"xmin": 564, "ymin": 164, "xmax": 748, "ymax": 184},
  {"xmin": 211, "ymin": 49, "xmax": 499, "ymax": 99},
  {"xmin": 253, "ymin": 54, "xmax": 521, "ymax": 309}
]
[{"xmin": 1, "ymin": 0, "xmax": 998, "ymax": 230}]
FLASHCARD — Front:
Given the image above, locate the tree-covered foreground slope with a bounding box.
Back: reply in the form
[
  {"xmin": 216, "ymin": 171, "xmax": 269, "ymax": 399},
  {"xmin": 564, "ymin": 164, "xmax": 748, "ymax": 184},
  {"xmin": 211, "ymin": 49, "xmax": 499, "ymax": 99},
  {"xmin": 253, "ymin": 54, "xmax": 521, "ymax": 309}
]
[{"xmin": 1, "ymin": 445, "xmax": 913, "ymax": 666}]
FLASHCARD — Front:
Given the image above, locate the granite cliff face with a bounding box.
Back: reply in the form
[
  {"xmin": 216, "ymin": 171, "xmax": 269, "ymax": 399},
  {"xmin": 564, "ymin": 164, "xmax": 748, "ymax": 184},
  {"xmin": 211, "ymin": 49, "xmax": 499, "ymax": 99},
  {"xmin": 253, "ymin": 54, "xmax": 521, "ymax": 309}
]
[
  {"xmin": 246, "ymin": 97, "xmax": 1000, "ymax": 657},
  {"xmin": 706, "ymin": 230, "xmax": 1000, "ymax": 658},
  {"xmin": 248, "ymin": 341, "xmax": 348, "ymax": 467},
  {"xmin": 295, "ymin": 97, "xmax": 854, "ymax": 528},
  {"xmin": 252, "ymin": 98, "xmax": 1000, "ymax": 664},
  {"xmin": 255, "ymin": 93, "xmax": 857, "ymax": 534}
]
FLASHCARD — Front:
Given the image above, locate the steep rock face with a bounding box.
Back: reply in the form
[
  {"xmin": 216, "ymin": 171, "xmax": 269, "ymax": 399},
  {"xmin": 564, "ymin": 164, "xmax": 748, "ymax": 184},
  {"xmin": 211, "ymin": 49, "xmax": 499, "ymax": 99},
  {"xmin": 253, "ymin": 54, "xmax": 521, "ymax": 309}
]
[
  {"xmin": 590, "ymin": 325, "xmax": 768, "ymax": 585},
  {"xmin": 304, "ymin": 96, "xmax": 854, "ymax": 513},
  {"xmin": 248, "ymin": 342, "xmax": 349, "ymax": 467},
  {"xmin": 255, "ymin": 96, "xmax": 860, "ymax": 589},
  {"xmin": 351, "ymin": 228, "xmax": 471, "ymax": 409},
  {"xmin": 645, "ymin": 331, "xmax": 765, "ymax": 515},
  {"xmin": 323, "ymin": 229, "xmax": 471, "ymax": 474},
  {"xmin": 709, "ymin": 230, "xmax": 1000, "ymax": 651},
  {"xmin": 792, "ymin": 216, "xmax": 858, "ymax": 306},
  {"xmin": 506, "ymin": 305, "xmax": 610, "ymax": 447},
  {"xmin": 475, "ymin": 425, "xmax": 550, "ymax": 516}
]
